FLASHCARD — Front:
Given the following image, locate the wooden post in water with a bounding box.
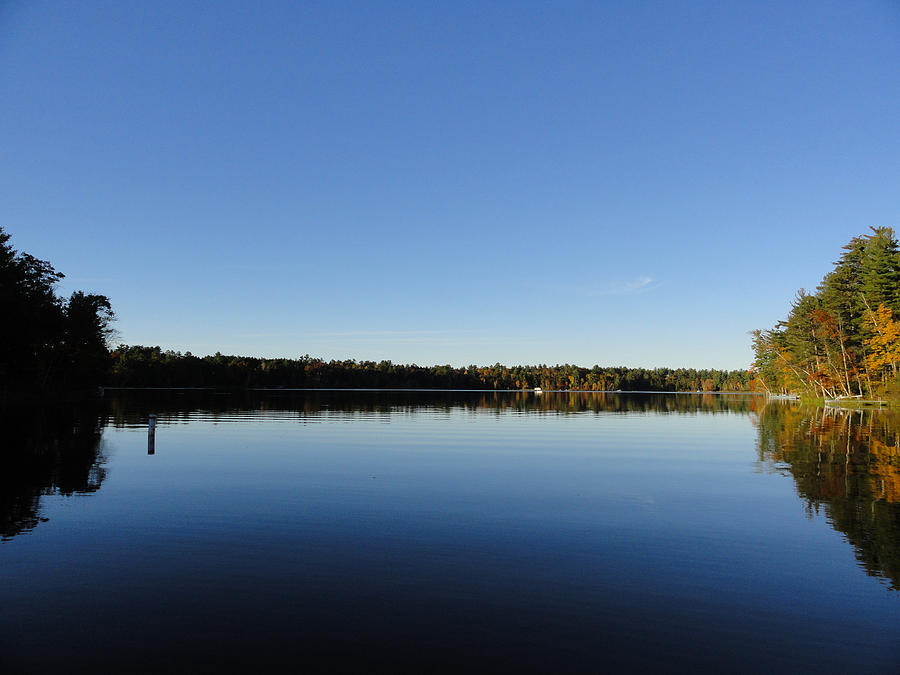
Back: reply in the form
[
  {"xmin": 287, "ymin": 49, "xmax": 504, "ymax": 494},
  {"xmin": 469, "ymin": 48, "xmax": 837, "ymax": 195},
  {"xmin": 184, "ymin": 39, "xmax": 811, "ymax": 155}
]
[{"xmin": 148, "ymin": 414, "xmax": 157, "ymax": 455}]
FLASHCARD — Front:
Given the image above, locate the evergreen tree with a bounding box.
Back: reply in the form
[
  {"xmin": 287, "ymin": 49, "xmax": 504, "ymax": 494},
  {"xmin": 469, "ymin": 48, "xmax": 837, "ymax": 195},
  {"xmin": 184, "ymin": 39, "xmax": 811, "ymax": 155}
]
[
  {"xmin": 755, "ymin": 226, "xmax": 900, "ymax": 398},
  {"xmin": 0, "ymin": 226, "xmax": 115, "ymax": 396},
  {"xmin": 860, "ymin": 226, "xmax": 900, "ymax": 313}
]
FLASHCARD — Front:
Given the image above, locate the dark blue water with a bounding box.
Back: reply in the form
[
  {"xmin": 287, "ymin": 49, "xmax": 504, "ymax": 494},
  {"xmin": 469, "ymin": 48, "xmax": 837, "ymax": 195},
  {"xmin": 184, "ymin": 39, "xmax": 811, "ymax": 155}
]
[{"xmin": 2, "ymin": 392, "xmax": 899, "ymax": 673}]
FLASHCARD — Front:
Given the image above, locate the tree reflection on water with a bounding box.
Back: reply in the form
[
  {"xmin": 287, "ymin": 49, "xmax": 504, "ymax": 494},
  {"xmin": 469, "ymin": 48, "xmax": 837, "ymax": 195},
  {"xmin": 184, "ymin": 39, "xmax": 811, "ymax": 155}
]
[
  {"xmin": 755, "ymin": 402, "xmax": 900, "ymax": 588},
  {"xmin": 0, "ymin": 404, "xmax": 106, "ymax": 540},
  {"xmin": 6, "ymin": 391, "xmax": 900, "ymax": 593},
  {"xmin": 101, "ymin": 389, "xmax": 760, "ymax": 427}
]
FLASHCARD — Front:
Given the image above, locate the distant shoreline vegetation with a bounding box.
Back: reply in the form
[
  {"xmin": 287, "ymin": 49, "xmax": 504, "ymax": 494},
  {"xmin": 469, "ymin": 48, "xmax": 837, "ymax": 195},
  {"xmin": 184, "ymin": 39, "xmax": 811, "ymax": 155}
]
[
  {"xmin": 108, "ymin": 345, "xmax": 751, "ymax": 392},
  {"xmin": 752, "ymin": 227, "xmax": 900, "ymax": 400}
]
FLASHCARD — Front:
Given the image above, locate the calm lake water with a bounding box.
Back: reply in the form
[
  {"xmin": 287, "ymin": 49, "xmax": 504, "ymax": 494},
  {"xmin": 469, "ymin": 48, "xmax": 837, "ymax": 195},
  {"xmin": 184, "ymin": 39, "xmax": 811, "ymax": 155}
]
[{"xmin": 3, "ymin": 391, "xmax": 900, "ymax": 673}]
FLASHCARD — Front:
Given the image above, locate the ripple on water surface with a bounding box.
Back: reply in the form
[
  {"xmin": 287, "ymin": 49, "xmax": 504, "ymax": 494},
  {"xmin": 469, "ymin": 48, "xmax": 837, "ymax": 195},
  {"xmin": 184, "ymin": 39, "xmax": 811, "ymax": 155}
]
[{"xmin": 2, "ymin": 391, "xmax": 899, "ymax": 673}]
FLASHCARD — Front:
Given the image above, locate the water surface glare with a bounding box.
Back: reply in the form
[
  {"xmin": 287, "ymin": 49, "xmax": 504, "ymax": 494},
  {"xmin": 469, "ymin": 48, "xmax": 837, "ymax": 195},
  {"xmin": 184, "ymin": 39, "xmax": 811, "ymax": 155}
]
[{"xmin": 2, "ymin": 391, "xmax": 899, "ymax": 672}]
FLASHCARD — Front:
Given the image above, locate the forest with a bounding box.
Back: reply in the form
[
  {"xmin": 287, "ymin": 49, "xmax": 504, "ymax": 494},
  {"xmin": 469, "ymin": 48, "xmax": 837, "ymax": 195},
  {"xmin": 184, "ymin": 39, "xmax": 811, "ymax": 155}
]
[
  {"xmin": 752, "ymin": 227, "xmax": 900, "ymax": 399},
  {"xmin": 107, "ymin": 345, "xmax": 751, "ymax": 391}
]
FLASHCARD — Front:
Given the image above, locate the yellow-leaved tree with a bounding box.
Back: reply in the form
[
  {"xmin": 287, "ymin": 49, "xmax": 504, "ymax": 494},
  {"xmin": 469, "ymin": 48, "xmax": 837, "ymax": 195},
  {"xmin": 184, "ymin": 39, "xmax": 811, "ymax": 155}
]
[{"xmin": 864, "ymin": 303, "xmax": 900, "ymax": 379}]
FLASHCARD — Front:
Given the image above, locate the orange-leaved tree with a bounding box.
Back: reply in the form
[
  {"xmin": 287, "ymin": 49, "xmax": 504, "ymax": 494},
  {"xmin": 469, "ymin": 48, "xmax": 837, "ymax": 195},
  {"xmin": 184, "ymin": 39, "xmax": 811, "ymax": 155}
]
[{"xmin": 864, "ymin": 302, "xmax": 900, "ymax": 380}]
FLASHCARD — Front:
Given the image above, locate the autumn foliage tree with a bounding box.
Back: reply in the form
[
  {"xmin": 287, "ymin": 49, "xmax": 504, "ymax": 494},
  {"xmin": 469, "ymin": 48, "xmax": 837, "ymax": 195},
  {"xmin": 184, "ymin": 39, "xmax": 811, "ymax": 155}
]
[
  {"xmin": 108, "ymin": 347, "xmax": 751, "ymax": 392},
  {"xmin": 753, "ymin": 227, "xmax": 900, "ymax": 398},
  {"xmin": 865, "ymin": 303, "xmax": 900, "ymax": 381}
]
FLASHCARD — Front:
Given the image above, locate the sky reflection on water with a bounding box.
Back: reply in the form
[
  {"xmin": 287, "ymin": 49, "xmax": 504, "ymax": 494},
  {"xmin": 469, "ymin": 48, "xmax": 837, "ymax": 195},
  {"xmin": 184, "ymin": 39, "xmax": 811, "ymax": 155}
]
[{"xmin": 2, "ymin": 392, "xmax": 899, "ymax": 673}]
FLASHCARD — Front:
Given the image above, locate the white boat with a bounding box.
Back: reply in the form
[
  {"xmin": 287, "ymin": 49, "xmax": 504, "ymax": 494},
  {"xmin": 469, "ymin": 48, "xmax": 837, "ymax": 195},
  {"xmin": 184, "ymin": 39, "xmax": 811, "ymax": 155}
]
[{"xmin": 534, "ymin": 387, "xmax": 543, "ymax": 393}]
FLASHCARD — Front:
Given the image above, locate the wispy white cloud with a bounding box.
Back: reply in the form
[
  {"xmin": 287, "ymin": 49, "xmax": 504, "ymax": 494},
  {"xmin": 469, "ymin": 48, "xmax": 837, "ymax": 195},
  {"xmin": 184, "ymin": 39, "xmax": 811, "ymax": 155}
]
[{"xmin": 590, "ymin": 276, "xmax": 661, "ymax": 297}]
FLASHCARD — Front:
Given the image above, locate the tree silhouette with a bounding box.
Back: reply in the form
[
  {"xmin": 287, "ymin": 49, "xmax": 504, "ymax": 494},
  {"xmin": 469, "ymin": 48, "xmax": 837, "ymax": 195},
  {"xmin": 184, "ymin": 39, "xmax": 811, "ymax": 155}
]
[{"xmin": 0, "ymin": 226, "xmax": 115, "ymax": 397}]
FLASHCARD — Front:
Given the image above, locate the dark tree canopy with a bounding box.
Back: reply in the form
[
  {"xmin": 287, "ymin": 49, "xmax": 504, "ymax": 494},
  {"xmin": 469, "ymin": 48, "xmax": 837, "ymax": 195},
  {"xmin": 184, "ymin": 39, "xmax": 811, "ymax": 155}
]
[
  {"xmin": 0, "ymin": 226, "xmax": 115, "ymax": 398},
  {"xmin": 107, "ymin": 345, "xmax": 751, "ymax": 392}
]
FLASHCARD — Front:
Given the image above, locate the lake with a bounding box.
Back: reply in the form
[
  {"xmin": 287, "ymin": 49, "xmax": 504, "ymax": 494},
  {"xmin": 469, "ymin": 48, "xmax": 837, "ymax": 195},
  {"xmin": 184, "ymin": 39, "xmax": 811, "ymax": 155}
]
[{"xmin": 2, "ymin": 391, "xmax": 899, "ymax": 673}]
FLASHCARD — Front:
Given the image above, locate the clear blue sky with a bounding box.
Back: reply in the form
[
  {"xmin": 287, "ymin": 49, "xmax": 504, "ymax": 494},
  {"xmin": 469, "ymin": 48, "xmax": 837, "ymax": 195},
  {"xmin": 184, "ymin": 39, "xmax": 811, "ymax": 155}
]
[{"xmin": 2, "ymin": 1, "xmax": 898, "ymax": 369}]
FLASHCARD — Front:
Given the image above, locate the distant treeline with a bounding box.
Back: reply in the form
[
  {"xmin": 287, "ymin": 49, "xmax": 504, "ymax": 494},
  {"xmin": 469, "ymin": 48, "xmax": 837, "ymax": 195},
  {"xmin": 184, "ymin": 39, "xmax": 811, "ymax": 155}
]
[
  {"xmin": 752, "ymin": 227, "xmax": 900, "ymax": 399},
  {"xmin": 109, "ymin": 345, "xmax": 751, "ymax": 391}
]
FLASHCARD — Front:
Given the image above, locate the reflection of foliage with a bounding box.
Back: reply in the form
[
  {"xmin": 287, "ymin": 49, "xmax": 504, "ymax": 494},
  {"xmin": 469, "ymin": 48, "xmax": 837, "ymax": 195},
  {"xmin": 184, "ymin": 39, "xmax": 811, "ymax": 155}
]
[
  {"xmin": 755, "ymin": 402, "xmax": 900, "ymax": 588},
  {"xmin": 104, "ymin": 390, "xmax": 764, "ymax": 428},
  {"xmin": 109, "ymin": 345, "xmax": 752, "ymax": 392},
  {"xmin": 0, "ymin": 404, "xmax": 106, "ymax": 541}
]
